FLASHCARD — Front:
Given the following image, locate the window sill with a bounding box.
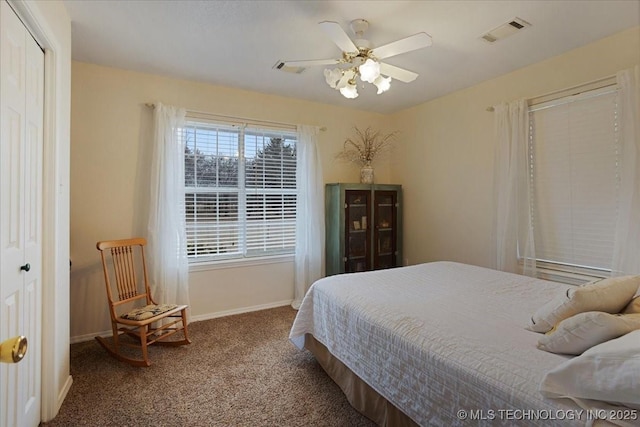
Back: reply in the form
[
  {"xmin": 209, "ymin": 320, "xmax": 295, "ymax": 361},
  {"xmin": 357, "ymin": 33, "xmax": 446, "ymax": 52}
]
[
  {"xmin": 189, "ymin": 254, "xmax": 295, "ymax": 272},
  {"xmin": 518, "ymin": 258, "xmax": 609, "ymax": 286}
]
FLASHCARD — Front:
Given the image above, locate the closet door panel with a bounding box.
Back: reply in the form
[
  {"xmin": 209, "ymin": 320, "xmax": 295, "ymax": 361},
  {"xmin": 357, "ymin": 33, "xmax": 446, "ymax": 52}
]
[
  {"xmin": 0, "ymin": 2, "xmax": 44, "ymax": 426},
  {"xmin": 22, "ymin": 28, "xmax": 44, "ymax": 427}
]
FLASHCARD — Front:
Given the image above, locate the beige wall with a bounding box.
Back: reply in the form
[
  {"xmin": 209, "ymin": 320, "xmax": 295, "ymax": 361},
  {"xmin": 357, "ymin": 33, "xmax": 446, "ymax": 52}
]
[
  {"xmin": 70, "ymin": 62, "xmax": 391, "ymax": 339},
  {"xmin": 390, "ymin": 26, "xmax": 640, "ymax": 269}
]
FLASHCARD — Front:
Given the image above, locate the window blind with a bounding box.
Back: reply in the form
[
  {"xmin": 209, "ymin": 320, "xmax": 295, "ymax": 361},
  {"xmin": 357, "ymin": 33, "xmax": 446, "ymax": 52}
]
[
  {"xmin": 244, "ymin": 128, "xmax": 297, "ymax": 257},
  {"xmin": 528, "ymin": 87, "xmax": 618, "ymax": 274},
  {"xmin": 183, "ymin": 120, "xmax": 296, "ymax": 262}
]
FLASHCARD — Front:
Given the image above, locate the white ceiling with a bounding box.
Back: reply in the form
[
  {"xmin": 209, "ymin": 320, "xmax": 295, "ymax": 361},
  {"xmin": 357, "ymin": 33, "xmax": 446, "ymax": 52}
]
[{"xmin": 63, "ymin": 0, "xmax": 640, "ymax": 114}]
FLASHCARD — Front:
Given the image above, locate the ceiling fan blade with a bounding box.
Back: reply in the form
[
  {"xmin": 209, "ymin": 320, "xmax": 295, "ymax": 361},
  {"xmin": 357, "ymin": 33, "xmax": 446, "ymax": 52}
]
[
  {"xmin": 371, "ymin": 32, "xmax": 432, "ymax": 60},
  {"xmin": 279, "ymin": 59, "xmax": 341, "ymax": 68},
  {"xmin": 379, "ymin": 62, "xmax": 419, "ymax": 83},
  {"xmin": 319, "ymin": 21, "xmax": 358, "ymax": 53}
]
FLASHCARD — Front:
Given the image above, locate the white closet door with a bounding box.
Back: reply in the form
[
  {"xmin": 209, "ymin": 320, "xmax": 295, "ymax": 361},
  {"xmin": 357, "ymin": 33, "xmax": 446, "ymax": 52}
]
[{"xmin": 0, "ymin": 1, "xmax": 44, "ymax": 426}]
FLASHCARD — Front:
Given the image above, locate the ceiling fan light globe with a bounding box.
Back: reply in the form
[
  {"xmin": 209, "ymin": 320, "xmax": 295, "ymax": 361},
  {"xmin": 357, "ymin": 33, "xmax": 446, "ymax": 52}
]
[
  {"xmin": 324, "ymin": 68, "xmax": 342, "ymax": 89},
  {"xmin": 340, "ymin": 83, "xmax": 358, "ymax": 99},
  {"xmin": 359, "ymin": 58, "xmax": 380, "ymax": 83},
  {"xmin": 374, "ymin": 75, "xmax": 392, "ymax": 94}
]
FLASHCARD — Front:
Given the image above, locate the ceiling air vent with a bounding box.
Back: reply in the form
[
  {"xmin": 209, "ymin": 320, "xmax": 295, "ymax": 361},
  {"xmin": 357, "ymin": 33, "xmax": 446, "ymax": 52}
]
[
  {"xmin": 480, "ymin": 17, "xmax": 531, "ymax": 43},
  {"xmin": 273, "ymin": 60, "xmax": 305, "ymax": 74}
]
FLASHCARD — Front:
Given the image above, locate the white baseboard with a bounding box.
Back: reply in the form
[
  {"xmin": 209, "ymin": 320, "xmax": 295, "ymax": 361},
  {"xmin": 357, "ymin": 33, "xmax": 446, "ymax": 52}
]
[
  {"xmin": 70, "ymin": 300, "xmax": 294, "ymax": 343},
  {"xmin": 71, "ymin": 330, "xmax": 111, "ymax": 344},
  {"xmin": 57, "ymin": 375, "xmax": 73, "ymax": 412},
  {"xmin": 42, "ymin": 374, "xmax": 73, "ymax": 422},
  {"xmin": 189, "ymin": 300, "xmax": 293, "ymax": 323}
]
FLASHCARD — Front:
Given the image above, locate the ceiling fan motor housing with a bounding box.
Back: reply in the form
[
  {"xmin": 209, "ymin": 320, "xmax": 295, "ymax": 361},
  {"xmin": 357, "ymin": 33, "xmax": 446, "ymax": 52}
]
[
  {"xmin": 350, "ymin": 19, "xmax": 373, "ymax": 51},
  {"xmin": 350, "ymin": 19, "xmax": 369, "ymax": 37}
]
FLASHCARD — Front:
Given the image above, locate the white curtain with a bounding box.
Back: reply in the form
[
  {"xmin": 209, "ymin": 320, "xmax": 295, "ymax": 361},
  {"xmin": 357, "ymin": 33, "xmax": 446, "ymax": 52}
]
[
  {"xmin": 493, "ymin": 99, "xmax": 536, "ymax": 276},
  {"xmin": 147, "ymin": 103, "xmax": 190, "ymax": 308},
  {"xmin": 612, "ymin": 65, "xmax": 640, "ymax": 275},
  {"xmin": 293, "ymin": 125, "xmax": 325, "ymax": 309}
]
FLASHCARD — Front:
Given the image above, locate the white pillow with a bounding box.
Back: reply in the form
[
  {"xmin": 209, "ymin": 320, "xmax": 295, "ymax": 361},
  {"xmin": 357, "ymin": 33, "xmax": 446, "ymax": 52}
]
[
  {"xmin": 538, "ymin": 311, "xmax": 640, "ymax": 355},
  {"xmin": 540, "ymin": 329, "xmax": 640, "ymax": 411},
  {"xmin": 527, "ymin": 275, "xmax": 640, "ymax": 333}
]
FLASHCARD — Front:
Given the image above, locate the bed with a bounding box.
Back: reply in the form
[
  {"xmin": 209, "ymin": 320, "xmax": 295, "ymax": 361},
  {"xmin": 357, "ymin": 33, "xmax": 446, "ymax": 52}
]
[{"xmin": 289, "ymin": 262, "xmax": 639, "ymax": 426}]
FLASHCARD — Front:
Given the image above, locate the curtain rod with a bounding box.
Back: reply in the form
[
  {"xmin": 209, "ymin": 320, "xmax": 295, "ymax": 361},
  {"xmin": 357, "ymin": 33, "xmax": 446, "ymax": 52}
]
[
  {"xmin": 485, "ymin": 74, "xmax": 617, "ymax": 112},
  {"xmin": 145, "ymin": 103, "xmax": 326, "ymax": 131}
]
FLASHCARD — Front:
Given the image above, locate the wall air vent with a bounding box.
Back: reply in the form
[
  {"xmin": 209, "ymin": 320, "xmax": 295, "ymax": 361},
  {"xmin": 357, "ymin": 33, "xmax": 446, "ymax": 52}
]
[
  {"xmin": 273, "ymin": 60, "xmax": 305, "ymax": 74},
  {"xmin": 480, "ymin": 17, "xmax": 531, "ymax": 43}
]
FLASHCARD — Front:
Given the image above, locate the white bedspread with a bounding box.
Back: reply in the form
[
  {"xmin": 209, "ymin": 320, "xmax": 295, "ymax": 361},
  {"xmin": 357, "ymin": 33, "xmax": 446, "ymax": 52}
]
[{"xmin": 290, "ymin": 262, "xmax": 597, "ymax": 427}]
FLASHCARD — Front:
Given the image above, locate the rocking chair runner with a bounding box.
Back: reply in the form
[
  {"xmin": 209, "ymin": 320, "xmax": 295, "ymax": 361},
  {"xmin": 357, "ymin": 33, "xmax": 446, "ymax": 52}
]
[{"xmin": 96, "ymin": 237, "xmax": 191, "ymax": 367}]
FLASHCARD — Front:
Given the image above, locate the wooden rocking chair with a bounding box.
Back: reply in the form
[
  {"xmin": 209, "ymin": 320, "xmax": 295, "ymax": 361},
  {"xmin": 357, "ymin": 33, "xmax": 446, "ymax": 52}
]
[{"xmin": 96, "ymin": 237, "xmax": 191, "ymax": 367}]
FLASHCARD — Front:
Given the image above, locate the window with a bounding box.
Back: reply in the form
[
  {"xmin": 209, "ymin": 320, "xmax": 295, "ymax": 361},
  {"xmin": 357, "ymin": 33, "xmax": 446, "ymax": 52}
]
[
  {"xmin": 183, "ymin": 119, "xmax": 297, "ymax": 263},
  {"xmin": 527, "ymin": 86, "xmax": 619, "ymax": 280}
]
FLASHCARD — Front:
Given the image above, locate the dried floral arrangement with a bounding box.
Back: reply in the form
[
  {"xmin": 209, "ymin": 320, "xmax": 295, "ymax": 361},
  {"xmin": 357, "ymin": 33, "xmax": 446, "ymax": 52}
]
[{"xmin": 335, "ymin": 126, "xmax": 398, "ymax": 167}]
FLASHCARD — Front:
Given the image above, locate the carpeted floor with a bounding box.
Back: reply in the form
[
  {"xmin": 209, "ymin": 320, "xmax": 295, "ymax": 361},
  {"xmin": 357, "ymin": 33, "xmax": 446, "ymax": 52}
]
[{"xmin": 42, "ymin": 306, "xmax": 375, "ymax": 427}]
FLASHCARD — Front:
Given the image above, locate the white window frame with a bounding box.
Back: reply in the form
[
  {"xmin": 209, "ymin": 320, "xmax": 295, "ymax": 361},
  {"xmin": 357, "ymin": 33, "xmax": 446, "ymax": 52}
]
[
  {"xmin": 524, "ymin": 84, "xmax": 619, "ymax": 284},
  {"xmin": 183, "ymin": 117, "xmax": 297, "ymax": 267}
]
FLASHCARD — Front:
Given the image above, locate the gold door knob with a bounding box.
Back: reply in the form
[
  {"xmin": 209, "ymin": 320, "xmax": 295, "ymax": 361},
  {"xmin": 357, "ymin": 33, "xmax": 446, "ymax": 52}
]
[{"xmin": 0, "ymin": 336, "xmax": 28, "ymax": 363}]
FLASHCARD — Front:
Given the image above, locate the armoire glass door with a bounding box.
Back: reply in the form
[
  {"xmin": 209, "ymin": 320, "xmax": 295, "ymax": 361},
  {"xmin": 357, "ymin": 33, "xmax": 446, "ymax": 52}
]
[
  {"xmin": 344, "ymin": 190, "xmax": 370, "ymax": 272},
  {"xmin": 373, "ymin": 190, "xmax": 397, "ymax": 270}
]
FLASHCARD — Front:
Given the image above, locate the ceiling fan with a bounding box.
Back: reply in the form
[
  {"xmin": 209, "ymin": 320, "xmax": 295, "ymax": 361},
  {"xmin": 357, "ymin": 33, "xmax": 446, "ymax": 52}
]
[{"xmin": 277, "ymin": 19, "xmax": 432, "ymax": 99}]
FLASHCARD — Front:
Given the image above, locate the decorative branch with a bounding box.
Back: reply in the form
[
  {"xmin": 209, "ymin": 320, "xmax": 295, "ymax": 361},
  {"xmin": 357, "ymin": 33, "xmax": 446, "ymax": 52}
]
[{"xmin": 335, "ymin": 126, "xmax": 398, "ymax": 167}]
